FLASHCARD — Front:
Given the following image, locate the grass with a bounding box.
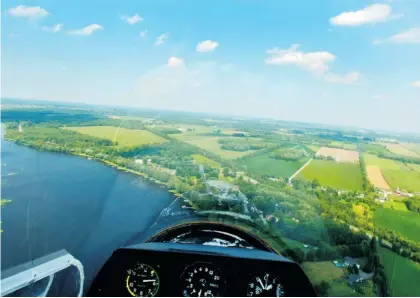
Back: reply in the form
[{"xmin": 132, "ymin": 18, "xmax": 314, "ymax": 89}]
[
  {"xmin": 359, "ymin": 143, "xmax": 390, "ymax": 155},
  {"xmin": 382, "ymin": 143, "xmax": 420, "ymax": 158},
  {"xmin": 379, "ymin": 247, "xmax": 420, "ymax": 297},
  {"xmin": 301, "ymin": 261, "xmax": 364, "ymax": 296},
  {"xmin": 363, "ymin": 154, "xmax": 401, "ymax": 170},
  {"xmin": 298, "ymin": 160, "xmax": 364, "ymax": 191},
  {"xmin": 148, "ymin": 124, "xmax": 216, "ymax": 135},
  {"xmin": 191, "ymin": 154, "xmax": 221, "ymax": 168},
  {"xmin": 329, "ymin": 141, "xmax": 357, "ymax": 150},
  {"xmin": 239, "ymin": 154, "xmax": 308, "ymax": 178},
  {"xmin": 307, "ymin": 145, "xmax": 321, "ymax": 152},
  {"xmin": 381, "ymin": 168, "xmax": 420, "ymax": 192},
  {"xmin": 65, "ymin": 126, "xmax": 167, "ymax": 148},
  {"xmin": 174, "ymin": 135, "xmax": 256, "ymax": 159},
  {"xmin": 374, "ymin": 208, "xmax": 420, "ymax": 242},
  {"xmin": 364, "ymin": 154, "xmax": 420, "ymax": 192},
  {"xmin": 383, "ymin": 201, "xmax": 408, "ymax": 211}
]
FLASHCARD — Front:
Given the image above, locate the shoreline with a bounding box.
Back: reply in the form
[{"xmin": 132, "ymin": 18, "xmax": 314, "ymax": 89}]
[{"xmin": 2, "ymin": 139, "xmax": 183, "ymax": 197}]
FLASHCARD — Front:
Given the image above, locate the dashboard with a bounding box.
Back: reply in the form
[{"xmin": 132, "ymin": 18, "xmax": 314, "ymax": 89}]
[{"xmin": 87, "ymin": 242, "xmax": 316, "ymax": 297}]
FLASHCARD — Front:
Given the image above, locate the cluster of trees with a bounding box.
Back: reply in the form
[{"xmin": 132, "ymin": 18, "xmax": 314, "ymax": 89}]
[
  {"xmin": 269, "ymin": 148, "xmax": 305, "ymax": 161},
  {"xmin": 360, "ymin": 153, "xmax": 375, "ymax": 193},
  {"xmin": 220, "ymin": 143, "xmax": 265, "ymax": 152},
  {"xmin": 377, "ymin": 152, "xmax": 420, "ymax": 165},
  {"xmin": 404, "ymin": 197, "xmax": 420, "ymax": 214}
]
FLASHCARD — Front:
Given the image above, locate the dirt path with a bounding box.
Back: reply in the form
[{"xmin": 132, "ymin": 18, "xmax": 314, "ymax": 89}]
[{"xmin": 289, "ymin": 158, "xmax": 313, "ymax": 182}]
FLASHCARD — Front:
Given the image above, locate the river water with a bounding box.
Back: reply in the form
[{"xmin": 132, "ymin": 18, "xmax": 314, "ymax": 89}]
[{"xmin": 1, "ymin": 141, "xmax": 175, "ymax": 293}]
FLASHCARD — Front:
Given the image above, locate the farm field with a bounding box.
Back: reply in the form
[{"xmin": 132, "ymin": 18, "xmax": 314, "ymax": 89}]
[
  {"xmin": 381, "ymin": 169, "xmax": 420, "ymax": 192},
  {"xmin": 407, "ymin": 163, "xmax": 420, "ymax": 174},
  {"xmin": 239, "ymin": 154, "xmax": 308, "ymax": 178},
  {"xmin": 148, "ymin": 124, "xmax": 216, "ymax": 135},
  {"xmin": 366, "ymin": 165, "xmax": 390, "ymax": 190},
  {"xmin": 382, "ymin": 143, "xmax": 420, "ymax": 158},
  {"xmin": 363, "ymin": 154, "xmax": 400, "ymax": 170},
  {"xmin": 402, "ymin": 142, "xmax": 420, "ymax": 155},
  {"xmin": 359, "ymin": 143, "xmax": 390, "ymax": 155},
  {"xmin": 374, "ymin": 208, "xmax": 420, "ymax": 242},
  {"xmin": 64, "ymin": 126, "xmax": 167, "ymax": 148},
  {"xmin": 298, "ymin": 160, "xmax": 363, "ymax": 191},
  {"xmin": 307, "ymin": 145, "xmax": 320, "ymax": 153},
  {"xmin": 191, "ymin": 154, "xmax": 221, "ymax": 168},
  {"xmin": 316, "ymin": 147, "xmax": 359, "ymax": 163},
  {"xmin": 301, "ymin": 261, "xmax": 372, "ymax": 296},
  {"xmin": 379, "ymin": 247, "xmax": 420, "ymax": 297},
  {"xmin": 383, "ymin": 201, "xmax": 408, "ymax": 211},
  {"xmin": 174, "ymin": 135, "xmax": 257, "ymax": 159},
  {"xmin": 328, "ymin": 141, "xmax": 357, "ymax": 150}
]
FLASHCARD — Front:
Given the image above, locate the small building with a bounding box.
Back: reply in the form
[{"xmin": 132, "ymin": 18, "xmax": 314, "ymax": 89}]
[
  {"xmin": 347, "ymin": 274, "xmax": 363, "ymax": 286},
  {"xmin": 135, "ymin": 159, "xmax": 144, "ymax": 164}
]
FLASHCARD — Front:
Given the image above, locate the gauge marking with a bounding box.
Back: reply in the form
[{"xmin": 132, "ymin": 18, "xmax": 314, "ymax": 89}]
[{"xmin": 126, "ymin": 263, "xmax": 160, "ymax": 297}]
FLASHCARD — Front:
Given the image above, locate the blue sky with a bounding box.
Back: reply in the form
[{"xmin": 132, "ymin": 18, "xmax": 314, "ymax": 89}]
[{"xmin": 2, "ymin": 0, "xmax": 420, "ymax": 133}]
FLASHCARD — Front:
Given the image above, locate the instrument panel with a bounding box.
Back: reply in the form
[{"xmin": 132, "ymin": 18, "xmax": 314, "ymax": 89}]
[{"xmin": 87, "ymin": 243, "xmax": 316, "ymax": 297}]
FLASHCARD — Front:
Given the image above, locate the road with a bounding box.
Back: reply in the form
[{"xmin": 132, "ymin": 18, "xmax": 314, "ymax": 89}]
[{"xmin": 289, "ymin": 158, "xmax": 313, "ymax": 182}]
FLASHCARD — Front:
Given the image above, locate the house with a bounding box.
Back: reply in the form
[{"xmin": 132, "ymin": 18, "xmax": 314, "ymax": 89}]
[
  {"xmin": 375, "ymin": 197, "xmax": 387, "ymax": 203},
  {"xmin": 344, "ymin": 257, "xmax": 360, "ymax": 268},
  {"xmin": 135, "ymin": 159, "xmax": 144, "ymax": 164},
  {"xmin": 347, "ymin": 274, "xmax": 363, "ymax": 286}
]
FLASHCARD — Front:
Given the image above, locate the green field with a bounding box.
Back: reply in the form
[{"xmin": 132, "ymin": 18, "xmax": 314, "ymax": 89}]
[
  {"xmin": 381, "ymin": 168, "xmax": 420, "ymax": 192},
  {"xmin": 174, "ymin": 135, "xmax": 256, "ymax": 159},
  {"xmin": 379, "ymin": 247, "xmax": 420, "ymax": 297},
  {"xmin": 307, "ymin": 145, "xmax": 321, "ymax": 153},
  {"xmin": 65, "ymin": 126, "xmax": 166, "ymax": 148},
  {"xmin": 301, "ymin": 261, "xmax": 372, "ymax": 296},
  {"xmin": 329, "ymin": 141, "xmax": 357, "ymax": 150},
  {"xmin": 374, "ymin": 208, "xmax": 420, "ymax": 242},
  {"xmin": 298, "ymin": 160, "xmax": 363, "ymax": 191},
  {"xmin": 148, "ymin": 124, "xmax": 216, "ymax": 135},
  {"xmin": 239, "ymin": 154, "xmax": 308, "ymax": 178},
  {"xmin": 363, "ymin": 154, "xmax": 400, "ymax": 170},
  {"xmin": 359, "ymin": 143, "xmax": 390, "ymax": 155},
  {"xmin": 364, "ymin": 154, "xmax": 420, "ymax": 192},
  {"xmin": 383, "ymin": 201, "xmax": 408, "ymax": 211},
  {"xmin": 191, "ymin": 154, "xmax": 221, "ymax": 168}
]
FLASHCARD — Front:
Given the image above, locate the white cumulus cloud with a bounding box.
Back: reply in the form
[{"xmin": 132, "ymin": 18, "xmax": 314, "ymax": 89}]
[
  {"xmin": 140, "ymin": 30, "xmax": 148, "ymax": 38},
  {"xmin": 412, "ymin": 80, "xmax": 420, "ymax": 87},
  {"xmin": 121, "ymin": 14, "xmax": 143, "ymax": 25},
  {"xmin": 68, "ymin": 24, "xmax": 103, "ymax": 36},
  {"xmin": 168, "ymin": 57, "xmax": 184, "ymax": 68},
  {"xmin": 330, "ymin": 4, "xmax": 398, "ymax": 26},
  {"xmin": 196, "ymin": 40, "xmax": 219, "ymax": 52},
  {"xmin": 42, "ymin": 24, "xmax": 63, "ymax": 33},
  {"xmin": 266, "ymin": 44, "xmax": 359, "ymax": 84},
  {"xmin": 7, "ymin": 5, "xmax": 49, "ymax": 18},
  {"xmin": 266, "ymin": 44, "xmax": 335, "ymax": 74},
  {"xmin": 374, "ymin": 27, "xmax": 420, "ymax": 44},
  {"xmin": 155, "ymin": 33, "xmax": 169, "ymax": 46}
]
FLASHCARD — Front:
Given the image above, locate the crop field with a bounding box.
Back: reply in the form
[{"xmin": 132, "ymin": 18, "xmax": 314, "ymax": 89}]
[
  {"xmin": 366, "ymin": 165, "xmax": 390, "ymax": 190},
  {"xmin": 379, "ymin": 247, "xmax": 420, "ymax": 297},
  {"xmin": 381, "ymin": 168, "xmax": 420, "ymax": 192},
  {"xmin": 383, "ymin": 201, "xmax": 408, "ymax": 211},
  {"xmin": 374, "ymin": 208, "xmax": 420, "ymax": 242},
  {"xmin": 147, "ymin": 124, "xmax": 216, "ymax": 135},
  {"xmin": 307, "ymin": 145, "xmax": 321, "ymax": 153},
  {"xmin": 328, "ymin": 141, "xmax": 357, "ymax": 150},
  {"xmin": 407, "ymin": 163, "xmax": 420, "ymax": 174},
  {"xmin": 65, "ymin": 126, "xmax": 167, "ymax": 147},
  {"xmin": 191, "ymin": 154, "xmax": 221, "ymax": 168},
  {"xmin": 359, "ymin": 143, "xmax": 390, "ymax": 155},
  {"xmin": 363, "ymin": 154, "xmax": 400, "ymax": 170},
  {"xmin": 239, "ymin": 154, "xmax": 308, "ymax": 178},
  {"xmin": 316, "ymin": 147, "xmax": 359, "ymax": 163},
  {"xmin": 402, "ymin": 142, "xmax": 420, "ymax": 155},
  {"xmin": 174, "ymin": 135, "xmax": 257, "ymax": 159},
  {"xmin": 381, "ymin": 143, "xmax": 420, "ymax": 158},
  {"xmin": 298, "ymin": 160, "xmax": 363, "ymax": 191}
]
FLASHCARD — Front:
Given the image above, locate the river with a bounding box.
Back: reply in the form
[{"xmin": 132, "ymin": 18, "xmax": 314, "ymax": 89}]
[{"xmin": 1, "ymin": 141, "xmax": 176, "ymax": 294}]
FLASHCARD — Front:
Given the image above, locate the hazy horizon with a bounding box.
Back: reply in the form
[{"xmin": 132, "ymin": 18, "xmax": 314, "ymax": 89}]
[{"xmin": 2, "ymin": 0, "xmax": 420, "ymax": 133}]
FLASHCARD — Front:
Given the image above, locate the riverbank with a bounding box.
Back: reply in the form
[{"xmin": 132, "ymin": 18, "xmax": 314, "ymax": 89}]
[{"xmin": 4, "ymin": 138, "xmax": 183, "ymax": 197}]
